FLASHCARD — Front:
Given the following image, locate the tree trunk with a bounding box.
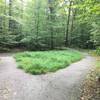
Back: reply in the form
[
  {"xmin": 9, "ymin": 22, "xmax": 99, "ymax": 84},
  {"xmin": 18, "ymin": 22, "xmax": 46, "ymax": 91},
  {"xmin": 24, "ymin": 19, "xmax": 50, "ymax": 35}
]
[
  {"xmin": 9, "ymin": 0, "xmax": 12, "ymax": 31},
  {"xmin": 48, "ymin": 0, "xmax": 54, "ymax": 49},
  {"xmin": 65, "ymin": 0, "xmax": 72, "ymax": 46},
  {"xmin": 69, "ymin": 2, "xmax": 76, "ymax": 46},
  {"xmin": 3, "ymin": 0, "xmax": 7, "ymax": 33}
]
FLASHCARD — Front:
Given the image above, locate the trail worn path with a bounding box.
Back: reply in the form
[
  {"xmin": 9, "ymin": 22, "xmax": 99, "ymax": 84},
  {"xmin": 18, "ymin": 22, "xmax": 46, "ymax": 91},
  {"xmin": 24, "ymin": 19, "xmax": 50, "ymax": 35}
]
[{"xmin": 0, "ymin": 53, "xmax": 95, "ymax": 100}]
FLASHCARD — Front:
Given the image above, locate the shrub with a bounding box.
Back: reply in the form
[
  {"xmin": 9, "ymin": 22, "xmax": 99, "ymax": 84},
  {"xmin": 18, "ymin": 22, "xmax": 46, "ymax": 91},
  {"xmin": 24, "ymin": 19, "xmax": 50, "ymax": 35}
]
[
  {"xmin": 96, "ymin": 47, "xmax": 100, "ymax": 56},
  {"xmin": 15, "ymin": 50, "xmax": 83, "ymax": 74}
]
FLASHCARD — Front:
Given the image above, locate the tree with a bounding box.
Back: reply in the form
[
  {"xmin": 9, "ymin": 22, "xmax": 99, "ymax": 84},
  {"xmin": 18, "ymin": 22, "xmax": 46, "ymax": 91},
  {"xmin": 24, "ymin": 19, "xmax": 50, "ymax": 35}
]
[
  {"xmin": 0, "ymin": 0, "xmax": 100, "ymax": 51},
  {"xmin": 65, "ymin": 0, "xmax": 72, "ymax": 46}
]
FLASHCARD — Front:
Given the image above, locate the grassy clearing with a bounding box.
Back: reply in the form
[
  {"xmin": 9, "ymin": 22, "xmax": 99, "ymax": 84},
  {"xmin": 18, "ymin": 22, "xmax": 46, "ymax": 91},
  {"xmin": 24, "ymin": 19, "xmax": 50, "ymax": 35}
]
[{"xmin": 15, "ymin": 50, "xmax": 83, "ymax": 75}]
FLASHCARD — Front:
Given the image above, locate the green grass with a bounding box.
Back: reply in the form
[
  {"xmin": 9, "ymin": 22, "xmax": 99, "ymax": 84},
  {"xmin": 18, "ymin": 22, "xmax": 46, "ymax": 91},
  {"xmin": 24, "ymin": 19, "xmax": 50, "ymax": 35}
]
[
  {"xmin": 96, "ymin": 61, "xmax": 100, "ymax": 68},
  {"xmin": 14, "ymin": 50, "xmax": 83, "ymax": 75},
  {"xmin": 96, "ymin": 57, "xmax": 100, "ymax": 68}
]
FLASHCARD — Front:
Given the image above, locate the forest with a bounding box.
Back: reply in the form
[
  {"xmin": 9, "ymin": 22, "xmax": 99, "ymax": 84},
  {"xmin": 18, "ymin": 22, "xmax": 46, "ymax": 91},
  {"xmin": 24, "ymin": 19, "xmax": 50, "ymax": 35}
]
[{"xmin": 0, "ymin": 0, "xmax": 100, "ymax": 51}]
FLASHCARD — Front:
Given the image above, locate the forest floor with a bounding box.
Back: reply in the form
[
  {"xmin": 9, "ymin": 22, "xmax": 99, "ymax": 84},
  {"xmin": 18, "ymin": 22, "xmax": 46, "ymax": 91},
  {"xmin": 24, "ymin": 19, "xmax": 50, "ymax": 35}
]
[
  {"xmin": 80, "ymin": 56, "xmax": 100, "ymax": 100},
  {"xmin": 0, "ymin": 53, "xmax": 95, "ymax": 100},
  {"xmin": 80, "ymin": 69, "xmax": 100, "ymax": 100}
]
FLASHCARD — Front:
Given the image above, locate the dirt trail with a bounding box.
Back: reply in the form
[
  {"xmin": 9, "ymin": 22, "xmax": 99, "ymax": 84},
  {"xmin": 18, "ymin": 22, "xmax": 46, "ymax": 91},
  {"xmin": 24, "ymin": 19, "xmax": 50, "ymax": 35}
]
[{"xmin": 0, "ymin": 53, "xmax": 95, "ymax": 100}]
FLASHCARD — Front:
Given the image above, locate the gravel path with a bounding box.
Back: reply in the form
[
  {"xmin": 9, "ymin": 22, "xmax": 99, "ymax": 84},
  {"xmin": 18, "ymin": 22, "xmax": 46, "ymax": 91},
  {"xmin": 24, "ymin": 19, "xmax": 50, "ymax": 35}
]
[{"xmin": 0, "ymin": 53, "xmax": 95, "ymax": 100}]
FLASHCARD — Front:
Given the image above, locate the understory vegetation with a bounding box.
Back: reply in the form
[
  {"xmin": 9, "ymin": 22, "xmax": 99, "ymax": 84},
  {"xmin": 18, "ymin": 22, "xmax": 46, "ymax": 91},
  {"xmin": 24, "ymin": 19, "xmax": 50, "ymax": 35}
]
[{"xmin": 15, "ymin": 50, "xmax": 83, "ymax": 74}]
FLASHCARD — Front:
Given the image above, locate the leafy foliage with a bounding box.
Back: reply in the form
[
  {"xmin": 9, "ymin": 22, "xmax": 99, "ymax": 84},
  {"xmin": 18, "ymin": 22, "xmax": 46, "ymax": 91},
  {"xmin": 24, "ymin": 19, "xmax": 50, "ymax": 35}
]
[
  {"xmin": 96, "ymin": 47, "xmax": 100, "ymax": 56},
  {"xmin": 0, "ymin": 0, "xmax": 100, "ymax": 51}
]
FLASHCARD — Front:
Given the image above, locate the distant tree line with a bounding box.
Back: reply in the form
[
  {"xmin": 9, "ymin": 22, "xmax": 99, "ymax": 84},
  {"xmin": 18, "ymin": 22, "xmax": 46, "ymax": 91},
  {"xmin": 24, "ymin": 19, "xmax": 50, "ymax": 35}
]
[{"xmin": 0, "ymin": 0, "xmax": 100, "ymax": 51}]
